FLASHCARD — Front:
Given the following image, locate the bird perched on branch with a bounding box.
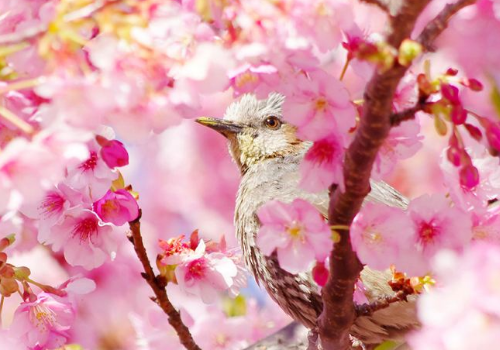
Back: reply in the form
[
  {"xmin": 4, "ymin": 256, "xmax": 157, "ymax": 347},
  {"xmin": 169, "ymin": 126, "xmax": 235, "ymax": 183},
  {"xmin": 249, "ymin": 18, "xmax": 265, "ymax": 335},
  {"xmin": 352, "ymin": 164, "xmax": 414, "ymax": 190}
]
[{"xmin": 196, "ymin": 93, "xmax": 417, "ymax": 348}]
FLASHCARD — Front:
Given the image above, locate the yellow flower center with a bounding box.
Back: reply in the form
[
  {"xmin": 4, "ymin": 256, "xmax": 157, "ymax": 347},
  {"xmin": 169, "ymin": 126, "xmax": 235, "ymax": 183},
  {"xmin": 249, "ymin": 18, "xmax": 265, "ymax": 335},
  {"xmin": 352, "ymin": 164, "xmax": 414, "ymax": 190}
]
[{"xmin": 315, "ymin": 97, "xmax": 328, "ymax": 111}]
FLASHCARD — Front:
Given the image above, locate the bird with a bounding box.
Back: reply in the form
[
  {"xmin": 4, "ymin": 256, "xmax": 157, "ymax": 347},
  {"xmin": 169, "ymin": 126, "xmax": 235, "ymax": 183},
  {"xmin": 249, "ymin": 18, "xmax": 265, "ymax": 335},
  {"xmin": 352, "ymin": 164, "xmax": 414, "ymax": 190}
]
[{"xmin": 196, "ymin": 92, "xmax": 418, "ymax": 349}]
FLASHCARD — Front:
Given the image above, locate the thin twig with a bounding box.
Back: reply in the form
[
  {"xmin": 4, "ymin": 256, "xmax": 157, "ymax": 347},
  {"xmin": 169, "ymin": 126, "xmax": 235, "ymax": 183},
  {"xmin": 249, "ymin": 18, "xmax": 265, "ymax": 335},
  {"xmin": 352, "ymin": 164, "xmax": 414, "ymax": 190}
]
[
  {"xmin": 128, "ymin": 211, "xmax": 201, "ymax": 350},
  {"xmin": 355, "ymin": 291, "xmax": 409, "ymax": 317},
  {"xmin": 418, "ymin": 0, "xmax": 477, "ymax": 51},
  {"xmin": 390, "ymin": 104, "xmax": 423, "ymax": 126}
]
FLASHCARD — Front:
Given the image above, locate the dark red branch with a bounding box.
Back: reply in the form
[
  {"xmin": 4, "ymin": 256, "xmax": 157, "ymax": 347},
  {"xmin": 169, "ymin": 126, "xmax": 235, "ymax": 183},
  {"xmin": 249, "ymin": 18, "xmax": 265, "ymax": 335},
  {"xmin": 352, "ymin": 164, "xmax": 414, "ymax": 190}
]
[
  {"xmin": 390, "ymin": 104, "xmax": 424, "ymax": 126},
  {"xmin": 355, "ymin": 291, "xmax": 410, "ymax": 317},
  {"xmin": 418, "ymin": 0, "xmax": 477, "ymax": 51},
  {"xmin": 316, "ymin": 0, "xmax": 477, "ymax": 348},
  {"xmin": 128, "ymin": 211, "xmax": 201, "ymax": 350}
]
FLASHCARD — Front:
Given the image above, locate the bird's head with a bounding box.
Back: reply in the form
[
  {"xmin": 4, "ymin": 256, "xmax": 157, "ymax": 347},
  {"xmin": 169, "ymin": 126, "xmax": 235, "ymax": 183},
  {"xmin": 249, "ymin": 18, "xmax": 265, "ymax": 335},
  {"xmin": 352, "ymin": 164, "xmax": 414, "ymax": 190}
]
[{"xmin": 196, "ymin": 93, "xmax": 305, "ymax": 173}]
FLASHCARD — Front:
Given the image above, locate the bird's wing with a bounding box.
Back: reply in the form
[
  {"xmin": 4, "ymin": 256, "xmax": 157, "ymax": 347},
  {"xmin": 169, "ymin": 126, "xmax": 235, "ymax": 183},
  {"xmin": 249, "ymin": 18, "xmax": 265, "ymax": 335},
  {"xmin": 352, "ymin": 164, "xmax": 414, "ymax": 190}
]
[
  {"xmin": 305, "ymin": 181, "xmax": 418, "ymax": 346},
  {"xmin": 309, "ymin": 180, "xmax": 409, "ymax": 218}
]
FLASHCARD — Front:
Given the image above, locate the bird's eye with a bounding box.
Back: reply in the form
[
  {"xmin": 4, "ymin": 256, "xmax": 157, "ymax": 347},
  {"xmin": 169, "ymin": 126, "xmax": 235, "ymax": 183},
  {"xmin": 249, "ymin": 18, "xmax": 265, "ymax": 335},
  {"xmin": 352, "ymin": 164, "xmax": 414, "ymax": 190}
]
[{"xmin": 264, "ymin": 116, "xmax": 281, "ymax": 130}]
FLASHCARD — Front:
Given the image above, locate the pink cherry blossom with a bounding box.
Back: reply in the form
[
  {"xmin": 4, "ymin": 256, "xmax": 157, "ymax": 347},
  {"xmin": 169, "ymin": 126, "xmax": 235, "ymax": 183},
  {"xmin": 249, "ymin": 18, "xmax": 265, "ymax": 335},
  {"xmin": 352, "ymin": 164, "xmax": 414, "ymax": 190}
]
[
  {"xmin": 93, "ymin": 189, "xmax": 139, "ymax": 226},
  {"xmin": 229, "ymin": 64, "xmax": 280, "ymax": 98},
  {"xmin": 38, "ymin": 207, "xmax": 117, "ymax": 270},
  {"xmin": 373, "ymin": 118, "xmax": 423, "ymax": 179},
  {"xmin": 65, "ymin": 140, "xmax": 118, "ymax": 201},
  {"xmin": 351, "ymin": 202, "xmax": 415, "ymax": 272},
  {"xmin": 410, "ymin": 242, "xmax": 500, "ymax": 350},
  {"xmin": 9, "ymin": 292, "xmax": 75, "ymax": 350},
  {"xmin": 407, "ymin": 194, "xmax": 473, "ymax": 276},
  {"xmin": 283, "ymin": 70, "xmax": 356, "ymax": 141},
  {"xmin": 175, "ymin": 240, "xmax": 240, "ymax": 303},
  {"xmin": 299, "ymin": 131, "xmax": 346, "ymax": 192},
  {"xmin": 472, "ymin": 209, "xmax": 500, "ymax": 242},
  {"xmin": 257, "ymin": 198, "xmax": 332, "ymax": 274}
]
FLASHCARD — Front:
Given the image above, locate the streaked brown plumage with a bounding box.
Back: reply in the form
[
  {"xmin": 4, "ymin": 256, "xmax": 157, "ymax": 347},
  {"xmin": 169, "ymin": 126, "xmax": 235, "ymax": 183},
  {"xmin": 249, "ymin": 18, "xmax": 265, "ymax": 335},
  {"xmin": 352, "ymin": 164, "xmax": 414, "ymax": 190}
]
[{"xmin": 196, "ymin": 93, "xmax": 418, "ymax": 348}]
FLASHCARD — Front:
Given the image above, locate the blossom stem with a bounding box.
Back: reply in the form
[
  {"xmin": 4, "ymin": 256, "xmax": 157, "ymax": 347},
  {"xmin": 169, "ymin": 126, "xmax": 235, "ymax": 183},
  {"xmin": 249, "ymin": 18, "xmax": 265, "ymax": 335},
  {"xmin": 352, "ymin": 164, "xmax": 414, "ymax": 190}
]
[
  {"xmin": 0, "ymin": 42, "xmax": 30, "ymax": 58},
  {"xmin": 0, "ymin": 77, "xmax": 44, "ymax": 95},
  {"xmin": 128, "ymin": 210, "xmax": 201, "ymax": 350},
  {"xmin": 0, "ymin": 105, "xmax": 34, "ymax": 135},
  {"xmin": 339, "ymin": 57, "xmax": 351, "ymax": 81}
]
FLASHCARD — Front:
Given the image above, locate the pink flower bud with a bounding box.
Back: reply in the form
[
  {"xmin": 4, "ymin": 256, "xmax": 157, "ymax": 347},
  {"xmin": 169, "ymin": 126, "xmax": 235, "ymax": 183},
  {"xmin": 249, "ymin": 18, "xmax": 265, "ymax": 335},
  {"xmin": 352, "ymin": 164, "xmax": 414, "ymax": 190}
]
[
  {"xmin": 451, "ymin": 105, "xmax": 467, "ymax": 125},
  {"xmin": 312, "ymin": 261, "xmax": 329, "ymax": 287},
  {"xmin": 446, "ymin": 68, "xmax": 459, "ymax": 76},
  {"xmin": 486, "ymin": 121, "xmax": 500, "ymax": 152},
  {"xmin": 464, "ymin": 123, "xmax": 483, "ymax": 141},
  {"xmin": 93, "ymin": 189, "xmax": 139, "ymax": 226},
  {"xmin": 441, "ymin": 83, "xmax": 461, "ymax": 105},
  {"xmin": 461, "ymin": 78, "xmax": 483, "ymax": 92},
  {"xmin": 447, "ymin": 146, "xmax": 462, "ymax": 166},
  {"xmin": 459, "ymin": 165, "xmax": 479, "ymax": 189},
  {"xmin": 98, "ymin": 137, "xmax": 129, "ymax": 168}
]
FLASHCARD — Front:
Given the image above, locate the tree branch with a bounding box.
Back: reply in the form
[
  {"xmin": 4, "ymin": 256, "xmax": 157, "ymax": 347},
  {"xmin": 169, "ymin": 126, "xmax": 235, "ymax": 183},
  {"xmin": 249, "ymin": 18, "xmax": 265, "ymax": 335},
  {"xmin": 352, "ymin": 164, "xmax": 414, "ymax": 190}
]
[
  {"xmin": 317, "ymin": 1, "xmax": 431, "ymax": 350},
  {"xmin": 359, "ymin": 0, "xmax": 389, "ymax": 13},
  {"xmin": 355, "ymin": 291, "xmax": 409, "ymax": 317},
  {"xmin": 318, "ymin": 0, "xmax": 478, "ymax": 348},
  {"xmin": 128, "ymin": 211, "xmax": 201, "ymax": 350},
  {"xmin": 418, "ymin": 0, "xmax": 477, "ymax": 51}
]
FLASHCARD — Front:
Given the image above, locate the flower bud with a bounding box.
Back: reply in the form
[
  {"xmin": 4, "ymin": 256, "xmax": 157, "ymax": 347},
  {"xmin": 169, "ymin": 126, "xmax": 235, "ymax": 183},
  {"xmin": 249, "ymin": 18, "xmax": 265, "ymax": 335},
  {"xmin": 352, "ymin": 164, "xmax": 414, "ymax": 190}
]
[
  {"xmin": 312, "ymin": 261, "xmax": 329, "ymax": 287},
  {"xmin": 460, "ymin": 164, "xmax": 479, "ymax": 189},
  {"xmin": 461, "ymin": 78, "xmax": 483, "ymax": 91},
  {"xmin": 0, "ymin": 277, "xmax": 18, "ymax": 297},
  {"xmin": 441, "ymin": 83, "xmax": 460, "ymax": 105},
  {"xmin": 398, "ymin": 39, "xmax": 422, "ymax": 66},
  {"xmin": 447, "ymin": 146, "xmax": 462, "ymax": 166},
  {"xmin": 486, "ymin": 121, "xmax": 500, "ymax": 152},
  {"xmin": 97, "ymin": 135, "xmax": 129, "ymax": 168},
  {"xmin": 14, "ymin": 266, "xmax": 31, "ymax": 280},
  {"xmin": 464, "ymin": 123, "xmax": 482, "ymax": 141},
  {"xmin": 451, "ymin": 105, "xmax": 467, "ymax": 125}
]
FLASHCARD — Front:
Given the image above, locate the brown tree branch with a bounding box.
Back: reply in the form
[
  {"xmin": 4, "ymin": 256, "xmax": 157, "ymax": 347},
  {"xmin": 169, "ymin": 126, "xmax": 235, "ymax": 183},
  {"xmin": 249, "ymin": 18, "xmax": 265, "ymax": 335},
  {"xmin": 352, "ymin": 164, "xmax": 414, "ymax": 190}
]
[
  {"xmin": 317, "ymin": 0, "xmax": 471, "ymax": 348},
  {"xmin": 128, "ymin": 211, "xmax": 201, "ymax": 350},
  {"xmin": 390, "ymin": 104, "xmax": 424, "ymax": 127},
  {"xmin": 418, "ymin": 0, "xmax": 477, "ymax": 51},
  {"xmin": 359, "ymin": 0, "xmax": 389, "ymax": 13}
]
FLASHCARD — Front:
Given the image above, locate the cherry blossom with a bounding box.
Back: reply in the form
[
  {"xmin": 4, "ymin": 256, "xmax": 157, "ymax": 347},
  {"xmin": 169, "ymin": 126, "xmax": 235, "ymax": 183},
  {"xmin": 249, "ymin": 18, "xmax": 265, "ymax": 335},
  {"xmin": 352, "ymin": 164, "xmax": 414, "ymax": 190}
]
[
  {"xmin": 93, "ymin": 189, "xmax": 139, "ymax": 226},
  {"xmin": 175, "ymin": 240, "xmax": 241, "ymax": 303},
  {"xmin": 409, "ymin": 242, "xmax": 500, "ymax": 350},
  {"xmin": 38, "ymin": 207, "xmax": 116, "ymax": 270},
  {"xmin": 283, "ymin": 70, "xmax": 356, "ymax": 141},
  {"xmin": 351, "ymin": 202, "xmax": 415, "ymax": 272},
  {"xmin": 407, "ymin": 194, "xmax": 473, "ymax": 276},
  {"xmin": 9, "ymin": 293, "xmax": 75, "ymax": 350},
  {"xmin": 300, "ymin": 131, "xmax": 346, "ymax": 192},
  {"xmin": 65, "ymin": 140, "xmax": 118, "ymax": 201},
  {"xmin": 257, "ymin": 199, "xmax": 332, "ymax": 274}
]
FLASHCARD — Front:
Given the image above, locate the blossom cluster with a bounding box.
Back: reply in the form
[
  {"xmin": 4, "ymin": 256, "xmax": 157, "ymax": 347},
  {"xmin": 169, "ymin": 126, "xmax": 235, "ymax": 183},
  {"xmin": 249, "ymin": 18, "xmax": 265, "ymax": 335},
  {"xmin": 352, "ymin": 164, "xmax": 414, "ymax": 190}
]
[
  {"xmin": 157, "ymin": 231, "xmax": 247, "ymax": 304},
  {"xmin": 0, "ymin": 0, "xmax": 499, "ymax": 348}
]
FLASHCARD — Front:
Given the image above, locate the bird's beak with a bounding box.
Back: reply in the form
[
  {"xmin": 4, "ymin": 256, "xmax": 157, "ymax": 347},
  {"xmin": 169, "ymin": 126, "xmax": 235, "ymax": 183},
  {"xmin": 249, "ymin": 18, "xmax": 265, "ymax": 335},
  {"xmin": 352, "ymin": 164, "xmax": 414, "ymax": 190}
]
[{"xmin": 195, "ymin": 117, "xmax": 243, "ymax": 136}]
